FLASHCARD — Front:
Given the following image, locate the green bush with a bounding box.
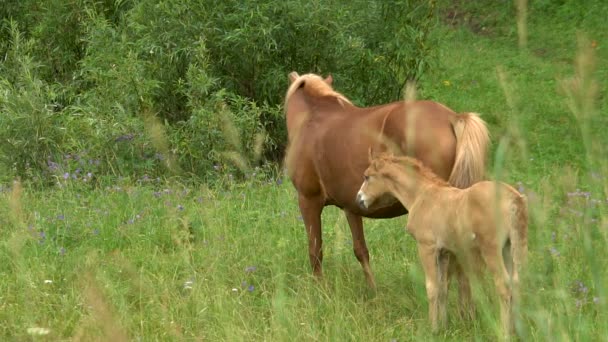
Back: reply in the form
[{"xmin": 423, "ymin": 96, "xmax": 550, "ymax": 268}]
[{"xmin": 0, "ymin": 0, "xmax": 439, "ymax": 184}]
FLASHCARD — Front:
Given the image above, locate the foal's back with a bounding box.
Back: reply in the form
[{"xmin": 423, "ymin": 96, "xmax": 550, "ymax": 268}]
[
  {"xmin": 458, "ymin": 181, "xmax": 524, "ymax": 248},
  {"xmin": 407, "ymin": 181, "xmax": 524, "ymax": 252}
]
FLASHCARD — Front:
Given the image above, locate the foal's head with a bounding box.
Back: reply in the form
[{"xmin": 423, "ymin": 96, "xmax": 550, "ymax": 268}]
[
  {"xmin": 356, "ymin": 152, "xmax": 399, "ymax": 210},
  {"xmin": 357, "ymin": 152, "xmax": 444, "ymax": 210}
]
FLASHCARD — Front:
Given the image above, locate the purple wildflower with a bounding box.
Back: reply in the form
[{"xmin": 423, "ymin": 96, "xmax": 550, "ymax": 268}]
[
  {"xmin": 247, "ymin": 285, "xmax": 255, "ymax": 292},
  {"xmin": 47, "ymin": 160, "xmax": 59, "ymax": 171},
  {"xmin": 549, "ymin": 247, "xmax": 560, "ymax": 256},
  {"xmin": 59, "ymin": 247, "xmax": 66, "ymax": 256},
  {"xmin": 177, "ymin": 204, "xmax": 185, "ymax": 211},
  {"xmin": 276, "ymin": 178, "xmax": 283, "ymax": 185},
  {"xmin": 245, "ymin": 266, "xmax": 257, "ymax": 273},
  {"xmin": 63, "ymin": 172, "xmax": 69, "ymax": 180},
  {"xmin": 57, "ymin": 214, "xmax": 65, "ymax": 220},
  {"xmin": 93, "ymin": 229, "xmax": 100, "ymax": 235}
]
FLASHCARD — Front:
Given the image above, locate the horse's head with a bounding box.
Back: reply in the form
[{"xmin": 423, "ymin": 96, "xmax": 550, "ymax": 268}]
[
  {"xmin": 284, "ymin": 72, "xmax": 349, "ymax": 117},
  {"xmin": 285, "ymin": 72, "xmax": 334, "ymax": 110}
]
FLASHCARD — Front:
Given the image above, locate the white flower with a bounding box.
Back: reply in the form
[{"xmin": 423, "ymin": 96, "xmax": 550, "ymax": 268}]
[
  {"xmin": 44, "ymin": 280, "xmax": 53, "ymax": 284},
  {"xmin": 27, "ymin": 327, "xmax": 50, "ymax": 336}
]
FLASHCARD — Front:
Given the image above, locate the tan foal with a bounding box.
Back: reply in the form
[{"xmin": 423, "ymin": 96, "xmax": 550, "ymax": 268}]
[{"xmin": 357, "ymin": 153, "xmax": 528, "ymax": 338}]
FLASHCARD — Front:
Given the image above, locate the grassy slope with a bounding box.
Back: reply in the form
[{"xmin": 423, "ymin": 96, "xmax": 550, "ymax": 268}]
[{"xmin": 1, "ymin": 2, "xmax": 607, "ymax": 341}]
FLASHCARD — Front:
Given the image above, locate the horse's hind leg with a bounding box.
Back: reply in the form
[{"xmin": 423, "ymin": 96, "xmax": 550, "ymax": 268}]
[
  {"xmin": 298, "ymin": 195, "xmax": 325, "ymax": 278},
  {"xmin": 345, "ymin": 210, "xmax": 376, "ymax": 289}
]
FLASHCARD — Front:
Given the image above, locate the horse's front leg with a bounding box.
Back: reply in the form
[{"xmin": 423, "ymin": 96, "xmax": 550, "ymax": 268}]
[
  {"xmin": 298, "ymin": 194, "xmax": 325, "ymax": 278},
  {"xmin": 345, "ymin": 210, "xmax": 376, "ymax": 289}
]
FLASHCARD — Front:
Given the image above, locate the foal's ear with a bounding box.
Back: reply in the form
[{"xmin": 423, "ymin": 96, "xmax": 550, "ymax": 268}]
[
  {"xmin": 324, "ymin": 74, "xmax": 333, "ymax": 85},
  {"xmin": 367, "ymin": 146, "xmax": 375, "ymax": 163},
  {"xmin": 288, "ymin": 72, "xmax": 300, "ymax": 83}
]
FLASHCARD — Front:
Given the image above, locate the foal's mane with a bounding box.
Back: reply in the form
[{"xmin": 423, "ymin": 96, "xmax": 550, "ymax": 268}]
[
  {"xmin": 285, "ymin": 73, "xmax": 352, "ymax": 108},
  {"xmin": 374, "ymin": 154, "xmax": 449, "ymax": 187}
]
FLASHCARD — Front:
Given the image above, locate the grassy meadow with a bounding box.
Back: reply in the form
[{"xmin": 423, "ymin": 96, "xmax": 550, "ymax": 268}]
[{"xmin": 2, "ymin": 2, "xmax": 608, "ymax": 341}]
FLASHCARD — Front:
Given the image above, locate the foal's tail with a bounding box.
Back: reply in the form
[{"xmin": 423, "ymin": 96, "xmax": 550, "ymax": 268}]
[
  {"xmin": 448, "ymin": 113, "xmax": 490, "ymax": 188},
  {"xmin": 510, "ymin": 194, "xmax": 529, "ymax": 287}
]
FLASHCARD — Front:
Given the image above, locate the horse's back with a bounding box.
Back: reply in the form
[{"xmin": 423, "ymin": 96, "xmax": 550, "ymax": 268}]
[{"xmin": 292, "ymin": 99, "xmax": 461, "ymax": 216}]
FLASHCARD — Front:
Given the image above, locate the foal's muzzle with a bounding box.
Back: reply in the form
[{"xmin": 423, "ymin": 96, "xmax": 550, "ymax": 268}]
[{"xmin": 356, "ymin": 192, "xmax": 367, "ymax": 209}]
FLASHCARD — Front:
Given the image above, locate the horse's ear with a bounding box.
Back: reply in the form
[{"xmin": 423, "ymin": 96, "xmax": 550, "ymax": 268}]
[
  {"xmin": 289, "ymin": 72, "xmax": 300, "ymax": 83},
  {"xmin": 324, "ymin": 74, "xmax": 333, "ymax": 85}
]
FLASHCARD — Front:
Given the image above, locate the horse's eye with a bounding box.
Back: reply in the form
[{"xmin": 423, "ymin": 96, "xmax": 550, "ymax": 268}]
[{"xmin": 364, "ymin": 175, "xmax": 369, "ymax": 181}]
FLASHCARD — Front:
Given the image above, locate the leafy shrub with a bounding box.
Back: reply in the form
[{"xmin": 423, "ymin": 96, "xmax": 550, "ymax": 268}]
[{"xmin": 0, "ymin": 0, "xmax": 439, "ymax": 184}]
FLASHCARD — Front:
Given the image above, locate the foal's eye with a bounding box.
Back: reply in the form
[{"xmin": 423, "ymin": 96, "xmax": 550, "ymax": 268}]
[{"xmin": 364, "ymin": 175, "xmax": 369, "ymax": 181}]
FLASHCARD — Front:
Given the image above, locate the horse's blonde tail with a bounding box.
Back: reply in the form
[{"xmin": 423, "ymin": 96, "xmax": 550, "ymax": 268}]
[{"xmin": 448, "ymin": 113, "xmax": 490, "ymax": 188}]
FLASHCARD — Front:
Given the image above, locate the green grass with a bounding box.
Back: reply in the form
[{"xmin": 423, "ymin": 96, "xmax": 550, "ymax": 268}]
[{"xmin": 2, "ymin": 2, "xmax": 608, "ymax": 341}]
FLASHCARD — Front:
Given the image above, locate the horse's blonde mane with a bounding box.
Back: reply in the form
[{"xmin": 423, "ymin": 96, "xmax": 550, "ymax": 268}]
[
  {"xmin": 284, "ymin": 73, "xmax": 352, "ymax": 108},
  {"xmin": 373, "ymin": 154, "xmax": 449, "ymax": 187}
]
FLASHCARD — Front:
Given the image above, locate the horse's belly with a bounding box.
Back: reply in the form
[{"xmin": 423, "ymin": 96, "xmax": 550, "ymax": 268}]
[{"xmin": 330, "ymin": 200, "xmax": 408, "ymax": 218}]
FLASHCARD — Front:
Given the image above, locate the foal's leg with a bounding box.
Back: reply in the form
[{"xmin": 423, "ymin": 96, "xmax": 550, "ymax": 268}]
[
  {"xmin": 480, "ymin": 244, "xmax": 513, "ymax": 338},
  {"xmin": 417, "ymin": 243, "xmax": 441, "ymax": 332},
  {"xmin": 345, "ymin": 210, "xmax": 376, "ymax": 289},
  {"xmin": 502, "ymin": 240, "xmax": 514, "ymax": 280},
  {"xmin": 449, "ymin": 258, "xmax": 475, "ymax": 320},
  {"xmin": 298, "ymin": 195, "xmax": 325, "ymax": 278},
  {"xmin": 437, "ymin": 250, "xmax": 450, "ymax": 328}
]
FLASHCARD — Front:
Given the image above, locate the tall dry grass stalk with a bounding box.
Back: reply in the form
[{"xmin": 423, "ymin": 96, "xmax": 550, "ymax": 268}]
[
  {"xmin": 141, "ymin": 108, "xmax": 182, "ymax": 175},
  {"xmin": 219, "ymin": 105, "xmax": 266, "ymax": 174},
  {"xmin": 515, "ymin": 0, "xmax": 528, "ymax": 49},
  {"xmin": 559, "ymin": 33, "xmax": 601, "ymax": 169},
  {"xmin": 72, "ymin": 272, "xmax": 130, "ymax": 342},
  {"xmin": 403, "ymin": 80, "xmax": 417, "ymax": 103},
  {"xmin": 495, "ymin": 65, "xmax": 529, "ymax": 179}
]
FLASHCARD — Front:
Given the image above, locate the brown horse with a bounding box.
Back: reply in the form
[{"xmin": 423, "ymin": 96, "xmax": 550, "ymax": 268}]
[
  {"xmin": 283, "ymin": 72, "xmax": 490, "ymax": 289},
  {"xmin": 356, "ymin": 154, "xmax": 528, "ymax": 337}
]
